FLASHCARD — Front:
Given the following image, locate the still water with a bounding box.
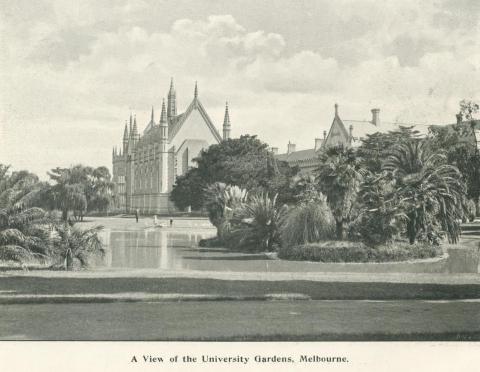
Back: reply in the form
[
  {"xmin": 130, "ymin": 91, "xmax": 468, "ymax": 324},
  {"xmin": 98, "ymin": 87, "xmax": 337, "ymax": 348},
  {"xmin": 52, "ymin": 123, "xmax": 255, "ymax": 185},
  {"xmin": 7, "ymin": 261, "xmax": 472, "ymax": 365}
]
[{"xmin": 93, "ymin": 223, "xmax": 479, "ymax": 273}]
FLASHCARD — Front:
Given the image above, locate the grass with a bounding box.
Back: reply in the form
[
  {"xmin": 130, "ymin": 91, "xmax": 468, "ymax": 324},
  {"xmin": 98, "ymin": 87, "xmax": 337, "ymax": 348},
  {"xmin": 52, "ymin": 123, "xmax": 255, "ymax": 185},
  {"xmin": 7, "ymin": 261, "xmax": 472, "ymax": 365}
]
[
  {"xmin": 1, "ymin": 300, "xmax": 479, "ymax": 341},
  {"xmin": 1, "ymin": 276, "xmax": 480, "ymax": 300}
]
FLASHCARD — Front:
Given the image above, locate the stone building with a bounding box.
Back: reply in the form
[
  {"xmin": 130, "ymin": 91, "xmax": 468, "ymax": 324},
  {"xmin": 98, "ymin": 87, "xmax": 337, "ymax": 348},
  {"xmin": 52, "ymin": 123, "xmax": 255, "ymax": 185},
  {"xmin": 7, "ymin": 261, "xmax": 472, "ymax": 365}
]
[
  {"xmin": 275, "ymin": 104, "xmax": 398, "ymax": 174},
  {"xmin": 112, "ymin": 80, "xmax": 231, "ymax": 213}
]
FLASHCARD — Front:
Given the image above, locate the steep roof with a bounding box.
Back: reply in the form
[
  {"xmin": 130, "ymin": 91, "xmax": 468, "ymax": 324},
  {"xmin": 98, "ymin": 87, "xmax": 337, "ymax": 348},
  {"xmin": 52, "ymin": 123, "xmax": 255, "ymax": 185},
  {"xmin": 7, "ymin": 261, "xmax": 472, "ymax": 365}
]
[{"xmin": 168, "ymin": 97, "xmax": 222, "ymax": 143}]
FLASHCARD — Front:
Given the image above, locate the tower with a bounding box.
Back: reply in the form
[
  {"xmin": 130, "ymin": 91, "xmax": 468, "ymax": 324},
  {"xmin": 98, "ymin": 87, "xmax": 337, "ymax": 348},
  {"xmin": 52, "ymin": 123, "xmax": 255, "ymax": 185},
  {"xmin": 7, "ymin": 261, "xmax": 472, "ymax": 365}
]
[
  {"xmin": 159, "ymin": 99, "xmax": 169, "ymax": 193},
  {"xmin": 222, "ymin": 101, "xmax": 231, "ymax": 140},
  {"xmin": 167, "ymin": 78, "xmax": 177, "ymax": 121}
]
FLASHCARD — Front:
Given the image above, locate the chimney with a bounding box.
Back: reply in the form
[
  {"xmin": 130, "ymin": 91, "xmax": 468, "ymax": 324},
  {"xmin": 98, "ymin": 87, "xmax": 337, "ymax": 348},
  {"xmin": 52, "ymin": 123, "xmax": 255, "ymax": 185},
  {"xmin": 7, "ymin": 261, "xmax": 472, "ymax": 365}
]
[
  {"xmin": 271, "ymin": 147, "xmax": 279, "ymax": 155},
  {"xmin": 349, "ymin": 124, "xmax": 353, "ymax": 138},
  {"xmin": 371, "ymin": 108, "xmax": 380, "ymax": 126},
  {"xmin": 287, "ymin": 142, "xmax": 296, "ymax": 154},
  {"xmin": 456, "ymin": 113, "xmax": 463, "ymax": 124},
  {"xmin": 314, "ymin": 138, "xmax": 323, "ymax": 151},
  {"xmin": 323, "ymin": 130, "xmax": 327, "ymax": 139}
]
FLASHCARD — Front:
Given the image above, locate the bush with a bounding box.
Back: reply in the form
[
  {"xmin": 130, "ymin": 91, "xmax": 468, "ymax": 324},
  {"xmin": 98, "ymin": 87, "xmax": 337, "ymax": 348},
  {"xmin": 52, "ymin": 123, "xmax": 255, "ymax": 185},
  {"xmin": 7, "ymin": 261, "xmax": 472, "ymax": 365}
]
[
  {"xmin": 278, "ymin": 241, "xmax": 442, "ymax": 263},
  {"xmin": 228, "ymin": 193, "xmax": 288, "ymax": 252},
  {"xmin": 198, "ymin": 237, "xmax": 224, "ymax": 248},
  {"xmin": 347, "ymin": 212, "xmax": 402, "ymax": 247},
  {"xmin": 280, "ymin": 201, "xmax": 335, "ymax": 247}
]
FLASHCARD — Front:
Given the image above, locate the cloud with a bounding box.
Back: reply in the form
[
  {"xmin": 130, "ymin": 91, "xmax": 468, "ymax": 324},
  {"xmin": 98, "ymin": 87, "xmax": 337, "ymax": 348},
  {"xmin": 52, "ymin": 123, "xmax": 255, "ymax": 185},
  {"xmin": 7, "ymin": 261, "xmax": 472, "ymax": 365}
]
[{"xmin": 0, "ymin": 1, "xmax": 479, "ymax": 178}]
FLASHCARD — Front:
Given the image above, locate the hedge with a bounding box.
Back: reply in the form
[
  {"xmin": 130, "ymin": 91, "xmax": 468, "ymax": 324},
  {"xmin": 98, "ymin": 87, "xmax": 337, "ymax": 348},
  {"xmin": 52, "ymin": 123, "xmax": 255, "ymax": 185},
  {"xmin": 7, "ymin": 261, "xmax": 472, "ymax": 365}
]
[{"xmin": 277, "ymin": 241, "xmax": 442, "ymax": 263}]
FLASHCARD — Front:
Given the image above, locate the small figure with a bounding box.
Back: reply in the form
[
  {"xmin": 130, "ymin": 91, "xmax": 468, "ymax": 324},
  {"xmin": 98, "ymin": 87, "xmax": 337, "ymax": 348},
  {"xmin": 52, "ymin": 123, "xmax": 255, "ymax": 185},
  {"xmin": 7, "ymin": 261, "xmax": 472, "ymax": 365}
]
[
  {"xmin": 135, "ymin": 209, "xmax": 139, "ymax": 223},
  {"xmin": 153, "ymin": 215, "xmax": 158, "ymax": 226},
  {"xmin": 169, "ymin": 219, "xmax": 173, "ymax": 227}
]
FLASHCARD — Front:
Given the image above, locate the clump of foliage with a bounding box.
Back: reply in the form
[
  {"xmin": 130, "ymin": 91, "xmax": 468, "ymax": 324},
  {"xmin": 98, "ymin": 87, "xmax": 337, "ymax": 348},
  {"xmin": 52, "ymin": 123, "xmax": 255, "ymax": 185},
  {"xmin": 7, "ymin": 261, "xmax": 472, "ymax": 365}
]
[
  {"xmin": 228, "ymin": 193, "xmax": 288, "ymax": 252},
  {"xmin": 0, "ymin": 163, "xmax": 108, "ymax": 269},
  {"xmin": 280, "ymin": 196, "xmax": 335, "ymax": 248},
  {"xmin": 347, "ymin": 173, "xmax": 405, "ymax": 246},
  {"xmin": 204, "ymin": 183, "xmax": 248, "ymax": 239}
]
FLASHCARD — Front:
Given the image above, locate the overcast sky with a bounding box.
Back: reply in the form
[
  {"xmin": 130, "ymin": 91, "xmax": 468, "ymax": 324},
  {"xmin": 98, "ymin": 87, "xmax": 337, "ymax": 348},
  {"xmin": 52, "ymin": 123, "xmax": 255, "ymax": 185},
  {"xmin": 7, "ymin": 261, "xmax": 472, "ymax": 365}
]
[{"xmin": 0, "ymin": 0, "xmax": 479, "ymax": 178}]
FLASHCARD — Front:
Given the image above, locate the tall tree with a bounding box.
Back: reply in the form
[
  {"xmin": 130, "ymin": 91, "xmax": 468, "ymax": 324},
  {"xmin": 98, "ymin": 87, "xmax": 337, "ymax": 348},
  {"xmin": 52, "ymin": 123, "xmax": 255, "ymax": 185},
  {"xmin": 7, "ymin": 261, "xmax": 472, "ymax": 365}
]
[
  {"xmin": 170, "ymin": 135, "xmax": 297, "ymax": 210},
  {"xmin": 384, "ymin": 139, "xmax": 465, "ymax": 244},
  {"xmin": 316, "ymin": 145, "xmax": 365, "ymax": 240}
]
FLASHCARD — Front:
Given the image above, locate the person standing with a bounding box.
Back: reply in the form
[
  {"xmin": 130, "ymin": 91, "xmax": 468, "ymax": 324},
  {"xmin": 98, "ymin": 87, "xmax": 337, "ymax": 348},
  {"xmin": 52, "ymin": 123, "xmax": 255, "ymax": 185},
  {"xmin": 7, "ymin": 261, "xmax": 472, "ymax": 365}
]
[{"xmin": 135, "ymin": 209, "xmax": 139, "ymax": 223}]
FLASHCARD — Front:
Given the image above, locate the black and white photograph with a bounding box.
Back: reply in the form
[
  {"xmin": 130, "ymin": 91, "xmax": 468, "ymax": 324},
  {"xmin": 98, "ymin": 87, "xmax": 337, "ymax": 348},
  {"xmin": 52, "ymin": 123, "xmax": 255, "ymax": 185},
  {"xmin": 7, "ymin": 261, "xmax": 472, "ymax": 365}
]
[{"xmin": 0, "ymin": 0, "xmax": 479, "ymax": 369}]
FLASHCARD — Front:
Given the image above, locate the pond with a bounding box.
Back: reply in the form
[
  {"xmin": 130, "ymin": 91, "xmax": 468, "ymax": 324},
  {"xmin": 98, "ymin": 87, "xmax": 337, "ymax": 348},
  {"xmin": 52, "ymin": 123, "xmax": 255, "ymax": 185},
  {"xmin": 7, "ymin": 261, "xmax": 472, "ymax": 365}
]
[{"xmin": 92, "ymin": 219, "xmax": 479, "ymax": 274}]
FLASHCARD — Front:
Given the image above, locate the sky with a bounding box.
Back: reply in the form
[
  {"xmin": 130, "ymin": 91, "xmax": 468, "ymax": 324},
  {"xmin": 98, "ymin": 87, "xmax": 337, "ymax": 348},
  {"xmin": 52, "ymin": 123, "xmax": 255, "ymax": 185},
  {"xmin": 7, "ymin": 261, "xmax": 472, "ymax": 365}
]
[{"xmin": 0, "ymin": 0, "xmax": 479, "ymax": 179}]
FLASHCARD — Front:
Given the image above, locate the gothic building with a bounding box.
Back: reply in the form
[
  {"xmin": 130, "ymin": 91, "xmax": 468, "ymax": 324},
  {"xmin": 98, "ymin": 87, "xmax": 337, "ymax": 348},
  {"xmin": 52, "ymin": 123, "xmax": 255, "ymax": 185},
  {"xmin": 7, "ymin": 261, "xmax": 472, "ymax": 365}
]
[{"xmin": 112, "ymin": 79, "xmax": 232, "ymax": 213}]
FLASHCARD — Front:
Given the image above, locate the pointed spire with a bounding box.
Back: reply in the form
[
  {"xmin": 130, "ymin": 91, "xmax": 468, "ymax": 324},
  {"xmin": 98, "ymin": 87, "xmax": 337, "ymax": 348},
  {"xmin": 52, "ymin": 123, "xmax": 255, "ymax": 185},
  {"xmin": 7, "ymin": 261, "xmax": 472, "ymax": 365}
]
[
  {"xmin": 123, "ymin": 121, "xmax": 129, "ymax": 140},
  {"xmin": 129, "ymin": 113, "xmax": 133, "ymax": 135},
  {"xmin": 167, "ymin": 78, "xmax": 177, "ymax": 119},
  {"xmin": 223, "ymin": 101, "xmax": 231, "ymax": 126},
  {"xmin": 132, "ymin": 114, "xmax": 138, "ymax": 137},
  {"xmin": 151, "ymin": 106, "xmax": 154, "ymax": 123},
  {"xmin": 223, "ymin": 101, "xmax": 231, "ymax": 141},
  {"xmin": 194, "ymin": 81, "xmax": 198, "ymax": 99},
  {"xmin": 160, "ymin": 98, "xmax": 167, "ymax": 125}
]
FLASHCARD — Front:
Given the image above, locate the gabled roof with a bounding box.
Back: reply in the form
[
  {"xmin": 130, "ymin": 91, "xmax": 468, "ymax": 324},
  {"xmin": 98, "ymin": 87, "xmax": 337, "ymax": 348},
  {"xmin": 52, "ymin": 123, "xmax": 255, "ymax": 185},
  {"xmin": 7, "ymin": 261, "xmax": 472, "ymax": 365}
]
[
  {"xmin": 323, "ymin": 113, "xmax": 351, "ymax": 147},
  {"xmin": 168, "ymin": 97, "xmax": 222, "ymax": 143}
]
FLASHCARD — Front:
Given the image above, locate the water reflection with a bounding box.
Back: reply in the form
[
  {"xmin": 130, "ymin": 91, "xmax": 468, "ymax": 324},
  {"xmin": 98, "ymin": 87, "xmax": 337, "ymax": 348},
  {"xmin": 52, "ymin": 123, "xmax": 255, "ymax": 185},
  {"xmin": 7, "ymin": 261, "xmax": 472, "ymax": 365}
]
[
  {"xmin": 94, "ymin": 226, "xmax": 479, "ymax": 274},
  {"xmin": 97, "ymin": 228, "xmax": 215, "ymax": 270}
]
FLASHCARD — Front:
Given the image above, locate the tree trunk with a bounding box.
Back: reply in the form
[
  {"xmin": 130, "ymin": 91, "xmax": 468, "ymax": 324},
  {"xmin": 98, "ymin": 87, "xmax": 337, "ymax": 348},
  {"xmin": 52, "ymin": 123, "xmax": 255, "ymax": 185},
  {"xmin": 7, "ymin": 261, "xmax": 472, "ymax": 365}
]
[
  {"xmin": 407, "ymin": 217, "xmax": 416, "ymax": 245},
  {"xmin": 475, "ymin": 196, "xmax": 480, "ymax": 218},
  {"xmin": 65, "ymin": 249, "xmax": 74, "ymax": 271},
  {"xmin": 335, "ymin": 220, "xmax": 344, "ymax": 240},
  {"xmin": 62, "ymin": 209, "xmax": 68, "ymax": 221}
]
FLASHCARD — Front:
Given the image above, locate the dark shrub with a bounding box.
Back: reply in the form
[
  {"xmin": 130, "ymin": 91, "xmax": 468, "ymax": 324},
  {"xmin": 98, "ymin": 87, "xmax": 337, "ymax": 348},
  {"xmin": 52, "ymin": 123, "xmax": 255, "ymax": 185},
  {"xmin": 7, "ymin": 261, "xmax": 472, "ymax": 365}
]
[
  {"xmin": 198, "ymin": 237, "xmax": 224, "ymax": 248},
  {"xmin": 280, "ymin": 201, "xmax": 335, "ymax": 247}
]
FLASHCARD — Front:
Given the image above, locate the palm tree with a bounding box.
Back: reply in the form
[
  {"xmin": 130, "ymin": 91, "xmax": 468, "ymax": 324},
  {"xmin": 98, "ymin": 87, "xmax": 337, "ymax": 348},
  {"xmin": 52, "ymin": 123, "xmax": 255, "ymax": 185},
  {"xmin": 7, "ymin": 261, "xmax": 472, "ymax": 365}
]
[
  {"xmin": 0, "ymin": 205, "xmax": 51, "ymax": 264},
  {"xmin": 52, "ymin": 223, "xmax": 105, "ymax": 270},
  {"xmin": 316, "ymin": 145, "xmax": 365, "ymax": 240},
  {"xmin": 383, "ymin": 139, "xmax": 465, "ymax": 244},
  {"xmin": 204, "ymin": 182, "xmax": 248, "ymax": 238}
]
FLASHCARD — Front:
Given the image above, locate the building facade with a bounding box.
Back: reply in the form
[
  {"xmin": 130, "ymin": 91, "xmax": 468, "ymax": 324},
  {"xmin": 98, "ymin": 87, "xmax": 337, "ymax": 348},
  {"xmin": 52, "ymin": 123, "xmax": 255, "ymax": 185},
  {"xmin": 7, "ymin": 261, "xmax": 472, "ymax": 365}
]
[
  {"xmin": 112, "ymin": 80, "xmax": 232, "ymax": 214},
  {"xmin": 274, "ymin": 104, "xmax": 398, "ymax": 174}
]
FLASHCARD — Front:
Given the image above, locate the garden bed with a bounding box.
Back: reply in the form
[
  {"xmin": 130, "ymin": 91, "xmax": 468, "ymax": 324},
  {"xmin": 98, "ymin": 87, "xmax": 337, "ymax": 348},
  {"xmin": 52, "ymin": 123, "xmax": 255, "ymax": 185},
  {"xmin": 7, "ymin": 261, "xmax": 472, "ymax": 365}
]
[{"xmin": 277, "ymin": 241, "xmax": 443, "ymax": 263}]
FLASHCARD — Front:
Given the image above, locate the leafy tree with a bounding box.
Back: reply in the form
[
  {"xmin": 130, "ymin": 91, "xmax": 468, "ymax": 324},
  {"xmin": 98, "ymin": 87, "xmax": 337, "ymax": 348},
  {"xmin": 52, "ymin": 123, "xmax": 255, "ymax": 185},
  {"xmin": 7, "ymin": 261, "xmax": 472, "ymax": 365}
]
[
  {"xmin": 357, "ymin": 126, "xmax": 422, "ymax": 174},
  {"xmin": 46, "ymin": 165, "xmax": 114, "ymax": 221},
  {"xmin": 459, "ymin": 99, "xmax": 479, "ymax": 120},
  {"xmin": 383, "ymin": 139, "xmax": 465, "ymax": 244},
  {"xmin": 170, "ymin": 135, "xmax": 298, "ymax": 210},
  {"xmin": 169, "ymin": 168, "xmax": 205, "ymax": 210},
  {"xmin": 316, "ymin": 145, "xmax": 365, "ymax": 240},
  {"xmin": 429, "ymin": 100, "xmax": 480, "ymax": 215}
]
